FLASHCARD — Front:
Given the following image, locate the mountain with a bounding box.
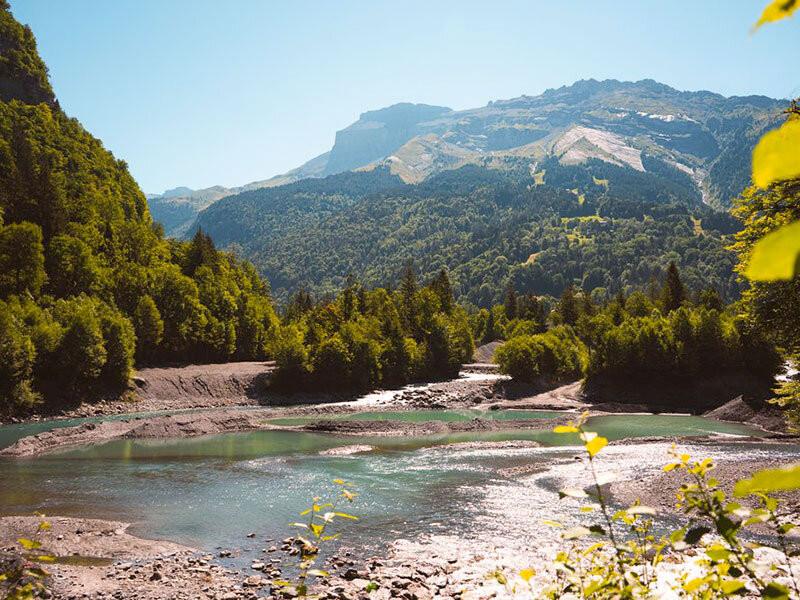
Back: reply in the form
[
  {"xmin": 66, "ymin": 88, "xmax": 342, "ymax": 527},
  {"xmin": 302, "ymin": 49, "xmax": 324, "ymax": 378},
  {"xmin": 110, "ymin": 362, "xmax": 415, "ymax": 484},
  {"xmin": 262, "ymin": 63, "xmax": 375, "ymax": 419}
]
[
  {"xmin": 186, "ymin": 79, "xmax": 782, "ymax": 305},
  {"xmin": 156, "ymin": 80, "xmax": 782, "ymax": 236}
]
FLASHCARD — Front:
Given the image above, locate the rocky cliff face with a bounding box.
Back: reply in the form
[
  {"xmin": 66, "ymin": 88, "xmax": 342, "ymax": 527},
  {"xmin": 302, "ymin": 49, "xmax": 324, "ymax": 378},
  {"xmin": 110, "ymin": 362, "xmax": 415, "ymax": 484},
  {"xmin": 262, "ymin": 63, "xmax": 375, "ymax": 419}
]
[{"xmin": 323, "ymin": 103, "xmax": 452, "ymax": 175}]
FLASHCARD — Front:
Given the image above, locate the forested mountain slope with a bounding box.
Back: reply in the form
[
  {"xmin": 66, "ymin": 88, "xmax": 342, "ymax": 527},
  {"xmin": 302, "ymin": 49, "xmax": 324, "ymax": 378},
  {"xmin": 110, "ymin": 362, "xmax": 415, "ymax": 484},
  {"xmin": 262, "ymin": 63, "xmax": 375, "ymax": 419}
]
[
  {"xmin": 0, "ymin": 3, "xmax": 277, "ymax": 414},
  {"xmin": 196, "ymin": 159, "xmax": 741, "ymax": 306}
]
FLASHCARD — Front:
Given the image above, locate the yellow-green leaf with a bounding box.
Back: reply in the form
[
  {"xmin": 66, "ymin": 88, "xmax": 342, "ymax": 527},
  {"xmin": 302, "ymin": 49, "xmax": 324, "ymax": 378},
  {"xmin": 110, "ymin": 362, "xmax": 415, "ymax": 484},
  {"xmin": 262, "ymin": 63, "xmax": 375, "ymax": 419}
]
[
  {"xmin": 752, "ymin": 119, "xmax": 800, "ymax": 188},
  {"xmin": 17, "ymin": 538, "xmax": 41, "ymax": 550},
  {"xmin": 585, "ymin": 436, "xmax": 608, "ymax": 457},
  {"xmin": 753, "ymin": 0, "xmax": 799, "ymax": 30},
  {"xmin": 542, "ymin": 519, "xmax": 563, "ymax": 528},
  {"xmin": 745, "ymin": 221, "xmax": 800, "ymax": 281},
  {"xmin": 307, "ymin": 569, "xmax": 329, "ymax": 577},
  {"xmin": 553, "ymin": 425, "xmax": 578, "ymax": 433},
  {"xmin": 333, "ymin": 512, "xmax": 359, "ymax": 520},
  {"xmin": 720, "ymin": 579, "xmax": 745, "ymax": 594},
  {"xmin": 734, "ymin": 463, "xmax": 800, "ymax": 496}
]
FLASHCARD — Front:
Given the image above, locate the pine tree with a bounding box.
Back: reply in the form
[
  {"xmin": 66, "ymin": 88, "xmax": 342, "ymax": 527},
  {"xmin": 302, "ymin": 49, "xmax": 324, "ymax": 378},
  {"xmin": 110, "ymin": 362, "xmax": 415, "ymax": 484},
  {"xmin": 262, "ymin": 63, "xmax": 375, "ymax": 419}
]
[
  {"xmin": 504, "ymin": 284, "xmax": 518, "ymax": 320},
  {"xmin": 133, "ymin": 295, "xmax": 164, "ymax": 363},
  {"xmin": 399, "ymin": 261, "xmax": 419, "ymax": 334},
  {"xmin": 430, "ymin": 269, "xmax": 454, "ymax": 315},
  {"xmin": 557, "ymin": 285, "xmax": 579, "ymax": 326},
  {"xmin": 661, "ymin": 261, "xmax": 686, "ymax": 313}
]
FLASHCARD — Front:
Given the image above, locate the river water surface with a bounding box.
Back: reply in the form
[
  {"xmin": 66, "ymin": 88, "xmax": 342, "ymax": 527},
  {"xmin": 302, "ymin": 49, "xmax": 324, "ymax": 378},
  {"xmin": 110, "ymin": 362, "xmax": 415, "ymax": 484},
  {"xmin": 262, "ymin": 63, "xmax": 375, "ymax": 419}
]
[{"xmin": 1, "ymin": 410, "xmax": 797, "ymax": 570}]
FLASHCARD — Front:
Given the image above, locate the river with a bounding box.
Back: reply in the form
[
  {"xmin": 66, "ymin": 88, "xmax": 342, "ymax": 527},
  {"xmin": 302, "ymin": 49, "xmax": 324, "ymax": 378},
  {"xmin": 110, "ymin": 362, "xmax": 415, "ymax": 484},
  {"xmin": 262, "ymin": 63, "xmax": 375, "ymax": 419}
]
[{"xmin": 1, "ymin": 407, "xmax": 796, "ymax": 575}]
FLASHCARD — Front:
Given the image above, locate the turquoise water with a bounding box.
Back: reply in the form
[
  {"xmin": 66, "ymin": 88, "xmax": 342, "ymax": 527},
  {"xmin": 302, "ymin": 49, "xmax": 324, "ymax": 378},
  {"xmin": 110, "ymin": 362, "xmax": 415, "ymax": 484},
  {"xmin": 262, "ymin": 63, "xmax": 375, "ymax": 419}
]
[
  {"xmin": 0, "ymin": 411, "xmax": 789, "ymax": 569},
  {"xmin": 265, "ymin": 408, "xmax": 566, "ymax": 427}
]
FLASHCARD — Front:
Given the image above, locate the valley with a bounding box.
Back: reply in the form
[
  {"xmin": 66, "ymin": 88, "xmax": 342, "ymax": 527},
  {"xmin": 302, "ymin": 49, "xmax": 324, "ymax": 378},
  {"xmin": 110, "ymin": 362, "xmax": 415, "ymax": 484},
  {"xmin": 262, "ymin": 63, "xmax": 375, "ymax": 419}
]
[{"xmin": 1, "ymin": 1, "xmax": 799, "ymax": 599}]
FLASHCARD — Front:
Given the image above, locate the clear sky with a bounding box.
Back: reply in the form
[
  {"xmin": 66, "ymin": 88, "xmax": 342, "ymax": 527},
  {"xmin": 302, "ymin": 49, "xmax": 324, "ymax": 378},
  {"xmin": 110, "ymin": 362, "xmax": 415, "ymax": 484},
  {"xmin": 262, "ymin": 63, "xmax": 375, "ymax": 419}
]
[{"xmin": 9, "ymin": 0, "xmax": 800, "ymax": 194}]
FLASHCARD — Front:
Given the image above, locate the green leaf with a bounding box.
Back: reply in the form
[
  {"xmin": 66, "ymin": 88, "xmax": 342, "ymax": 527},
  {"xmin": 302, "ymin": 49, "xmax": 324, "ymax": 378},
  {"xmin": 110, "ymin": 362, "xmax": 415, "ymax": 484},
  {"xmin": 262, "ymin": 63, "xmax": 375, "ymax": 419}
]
[
  {"xmin": 753, "ymin": 119, "xmax": 800, "ymax": 188},
  {"xmin": 734, "ymin": 463, "xmax": 800, "ymax": 496},
  {"xmin": 333, "ymin": 512, "xmax": 359, "ymax": 520},
  {"xmin": 685, "ymin": 526, "xmax": 711, "ymax": 545},
  {"xmin": 745, "ymin": 221, "xmax": 800, "ymax": 281},
  {"xmin": 721, "ymin": 579, "xmax": 746, "ymax": 594},
  {"xmin": 762, "ymin": 581, "xmax": 790, "ymax": 599},
  {"xmin": 307, "ymin": 569, "xmax": 329, "ymax": 577},
  {"xmin": 753, "ymin": 0, "xmax": 799, "ymax": 30}
]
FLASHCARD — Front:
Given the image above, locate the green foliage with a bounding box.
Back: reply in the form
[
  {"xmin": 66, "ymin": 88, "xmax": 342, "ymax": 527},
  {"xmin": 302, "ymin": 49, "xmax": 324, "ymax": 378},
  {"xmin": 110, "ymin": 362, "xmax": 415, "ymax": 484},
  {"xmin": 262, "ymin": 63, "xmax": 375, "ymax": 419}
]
[
  {"xmin": 196, "ymin": 164, "xmax": 744, "ymax": 307},
  {"xmin": 0, "ymin": 299, "xmax": 38, "ymax": 412},
  {"xmin": 0, "ymin": 515, "xmax": 54, "ymax": 600},
  {"xmin": 0, "ymin": 221, "xmax": 45, "ymax": 297},
  {"xmin": 0, "ymin": 2, "xmax": 54, "ymax": 106},
  {"xmin": 0, "ymin": 5, "xmax": 280, "ymax": 414},
  {"xmin": 273, "ymin": 274, "xmax": 474, "ymax": 392},
  {"xmin": 585, "ymin": 306, "xmax": 780, "ymax": 390},
  {"xmin": 661, "ymin": 261, "xmax": 686, "ymax": 312},
  {"xmin": 495, "ymin": 326, "xmax": 587, "ymax": 383},
  {"xmin": 132, "ymin": 295, "xmax": 163, "ymax": 363},
  {"xmin": 45, "ymin": 234, "xmax": 101, "ymax": 298},
  {"xmin": 532, "ymin": 415, "xmax": 800, "ymax": 599},
  {"xmin": 279, "ymin": 480, "xmax": 358, "ymax": 597}
]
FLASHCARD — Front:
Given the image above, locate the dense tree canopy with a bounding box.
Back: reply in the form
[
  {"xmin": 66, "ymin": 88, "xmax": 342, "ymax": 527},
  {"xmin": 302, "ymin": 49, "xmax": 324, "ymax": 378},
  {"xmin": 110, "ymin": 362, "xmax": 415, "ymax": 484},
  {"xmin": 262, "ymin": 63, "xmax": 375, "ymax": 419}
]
[
  {"xmin": 196, "ymin": 161, "xmax": 743, "ymax": 307},
  {"xmin": 272, "ymin": 268, "xmax": 474, "ymax": 391},
  {"xmin": 0, "ymin": 5, "xmax": 279, "ymax": 416}
]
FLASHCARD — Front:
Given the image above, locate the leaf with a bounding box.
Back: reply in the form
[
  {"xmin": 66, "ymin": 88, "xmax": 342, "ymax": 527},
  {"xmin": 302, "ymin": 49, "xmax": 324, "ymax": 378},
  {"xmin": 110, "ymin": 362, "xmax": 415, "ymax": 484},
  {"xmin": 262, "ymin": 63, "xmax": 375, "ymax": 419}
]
[
  {"xmin": 558, "ymin": 487, "xmax": 589, "ymax": 499},
  {"xmin": 753, "ymin": 118, "xmax": 800, "ymax": 188},
  {"xmin": 307, "ymin": 569, "xmax": 329, "ymax": 577},
  {"xmin": 627, "ymin": 505, "xmax": 656, "ymax": 516},
  {"xmin": 519, "ymin": 568, "xmax": 535, "ymax": 582},
  {"xmin": 734, "ymin": 463, "xmax": 800, "ymax": 496},
  {"xmin": 721, "ymin": 579, "xmax": 746, "ymax": 594},
  {"xmin": 553, "ymin": 425, "xmax": 578, "ymax": 433},
  {"xmin": 542, "ymin": 520, "xmax": 563, "ymax": 528},
  {"xmin": 745, "ymin": 221, "xmax": 800, "ymax": 281},
  {"xmin": 585, "ymin": 436, "xmax": 607, "ymax": 457},
  {"xmin": 563, "ymin": 526, "xmax": 591, "ymax": 539},
  {"xmin": 685, "ymin": 526, "xmax": 711, "ymax": 545},
  {"xmin": 706, "ymin": 545, "xmax": 732, "ymax": 562},
  {"xmin": 594, "ymin": 472, "xmax": 618, "ymax": 485},
  {"xmin": 762, "ymin": 581, "xmax": 790, "ymax": 599},
  {"xmin": 333, "ymin": 512, "xmax": 359, "ymax": 520},
  {"xmin": 17, "ymin": 538, "xmax": 41, "ymax": 550},
  {"xmin": 753, "ymin": 0, "xmax": 799, "ymax": 30}
]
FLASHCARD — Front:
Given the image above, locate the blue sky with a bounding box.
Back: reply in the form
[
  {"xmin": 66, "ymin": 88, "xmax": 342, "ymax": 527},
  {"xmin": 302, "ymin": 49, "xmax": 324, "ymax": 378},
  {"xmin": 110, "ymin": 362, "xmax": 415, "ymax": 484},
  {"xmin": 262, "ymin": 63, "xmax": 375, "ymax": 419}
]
[{"xmin": 10, "ymin": 0, "xmax": 800, "ymax": 193}]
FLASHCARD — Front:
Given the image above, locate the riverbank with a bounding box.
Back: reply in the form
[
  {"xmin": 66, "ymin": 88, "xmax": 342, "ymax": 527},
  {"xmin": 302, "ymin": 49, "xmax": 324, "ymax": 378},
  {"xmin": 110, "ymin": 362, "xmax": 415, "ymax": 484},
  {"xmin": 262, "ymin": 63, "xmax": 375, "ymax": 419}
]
[
  {"xmin": 0, "ymin": 516, "xmax": 246, "ymax": 600},
  {"xmin": 2, "ymin": 374, "xmax": 792, "ymax": 457}
]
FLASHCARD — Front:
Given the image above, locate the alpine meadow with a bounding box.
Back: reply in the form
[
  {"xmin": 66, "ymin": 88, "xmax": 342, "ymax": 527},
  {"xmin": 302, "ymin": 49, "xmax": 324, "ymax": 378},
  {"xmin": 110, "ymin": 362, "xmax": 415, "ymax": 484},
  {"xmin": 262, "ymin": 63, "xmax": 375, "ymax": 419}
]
[{"xmin": 1, "ymin": 1, "xmax": 800, "ymax": 599}]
